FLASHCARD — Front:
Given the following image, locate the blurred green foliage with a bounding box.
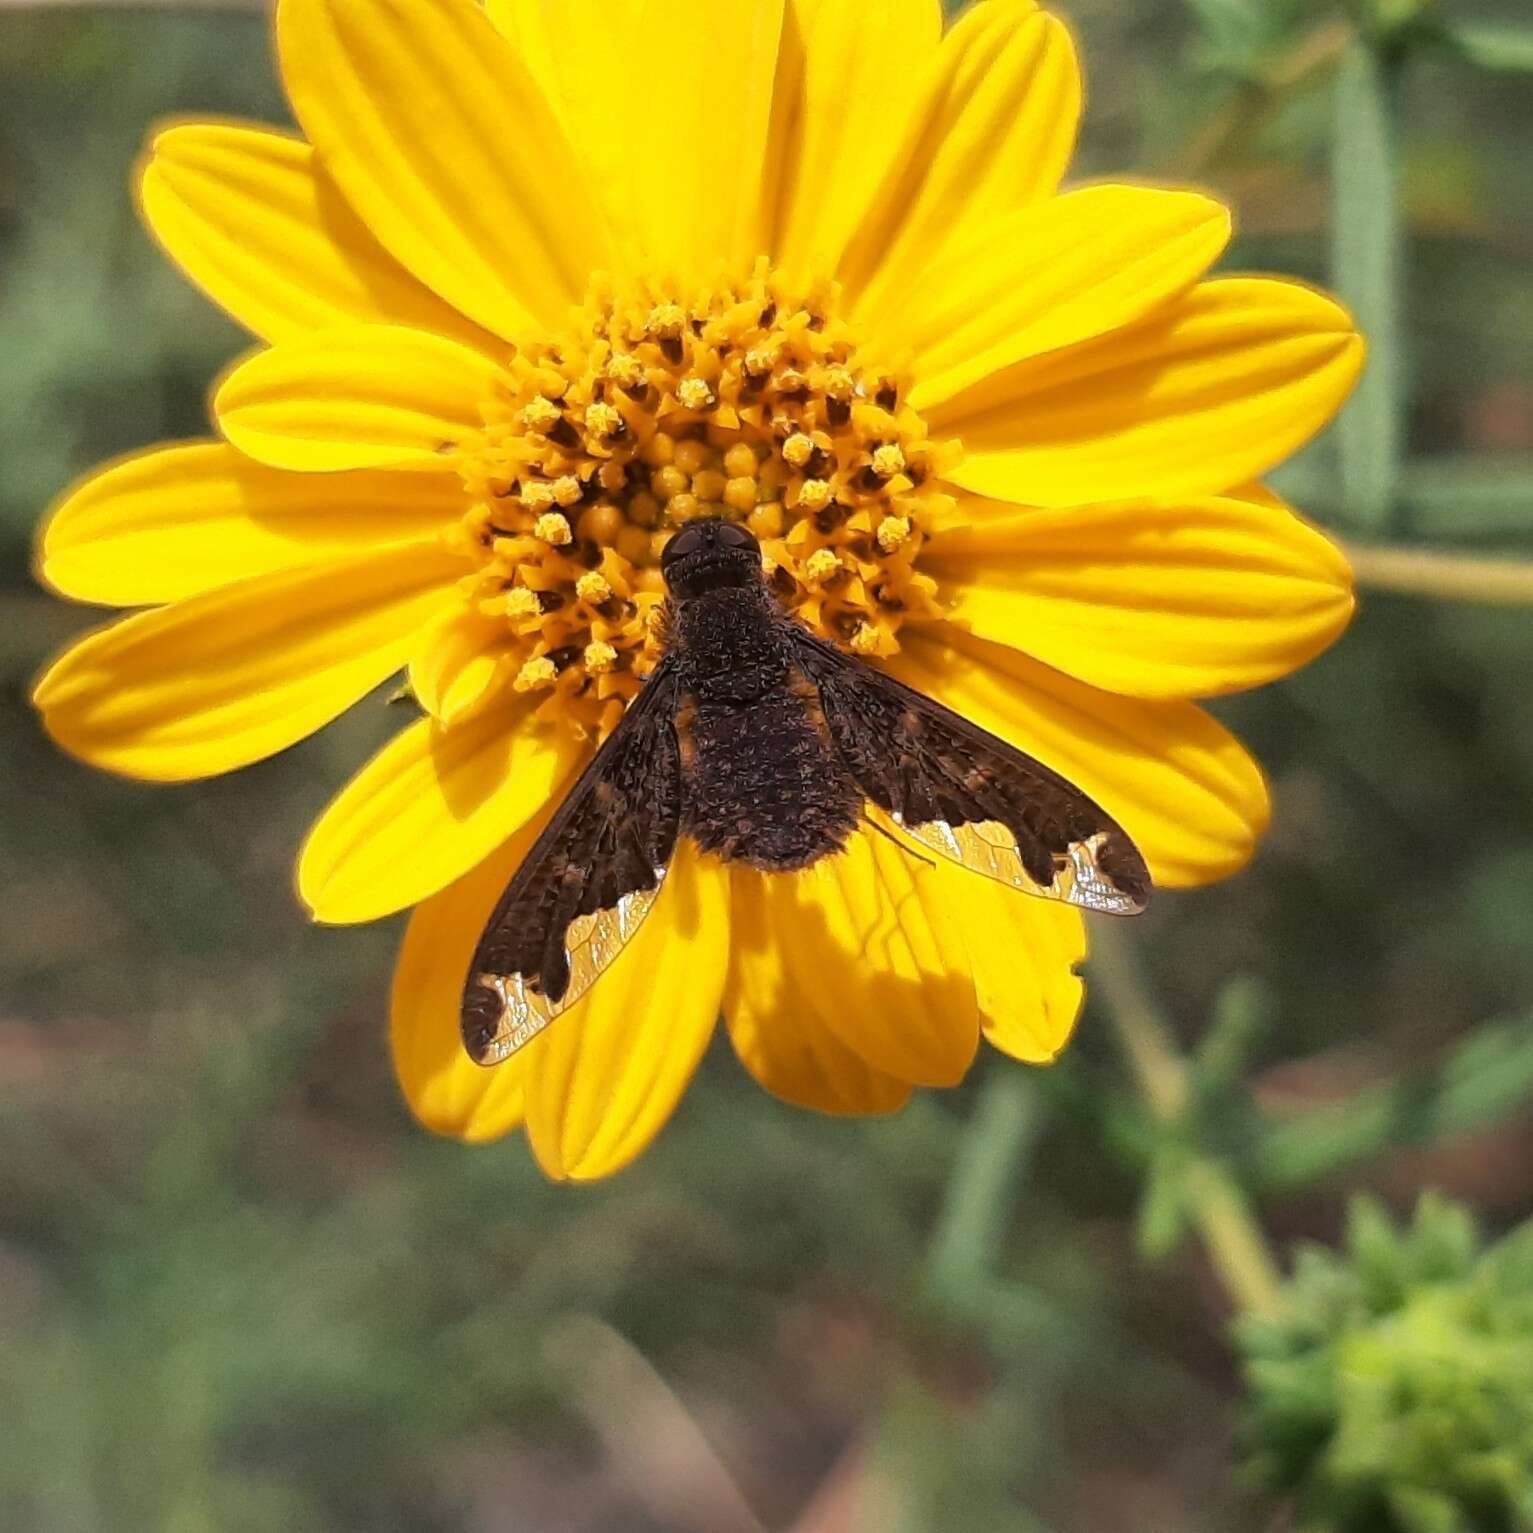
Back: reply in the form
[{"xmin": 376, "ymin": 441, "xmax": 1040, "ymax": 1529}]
[
  {"xmin": 1239, "ymin": 1195, "xmax": 1533, "ymax": 1532},
  {"xmin": 2, "ymin": 1, "xmax": 1532, "ymax": 1530}
]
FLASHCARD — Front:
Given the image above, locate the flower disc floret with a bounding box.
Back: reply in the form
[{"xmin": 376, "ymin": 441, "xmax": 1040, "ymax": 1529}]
[{"xmin": 449, "ymin": 264, "xmax": 953, "ymax": 735}]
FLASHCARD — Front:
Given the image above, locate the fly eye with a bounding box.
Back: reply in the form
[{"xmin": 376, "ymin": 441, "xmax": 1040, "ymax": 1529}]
[
  {"xmin": 662, "ymin": 524, "xmax": 708, "ymax": 567},
  {"xmin": 661, "ymin": 517, "xmax": 760, "ymax": 570},
  {"xmin": 715, "ymin": 522, "xmax": 758, "ymax": 551}
]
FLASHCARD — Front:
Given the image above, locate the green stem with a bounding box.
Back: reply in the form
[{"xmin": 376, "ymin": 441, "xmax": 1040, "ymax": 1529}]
[
  {"xmin": 1090, "ymin": 926, "xmax": 1286, "ymax": 1319},
  {"xmin": 1332, "ymin": 36, "xmax": 1405, "ymax": 531},
  {"xmin": 1345, "ymin": 542, "xmax": 1533, "ymax": 604},
  {"xmin": 1176, "ymin": 20, "xmax": 1352, "ymax": 178},
  {"xmin": 1179, "ymin": 1163, "xmax": 1287, "ymax": 1320},
  {"xmin": 925, "ymin": 1069, "xmax": 1045, "ymax": 1313}
]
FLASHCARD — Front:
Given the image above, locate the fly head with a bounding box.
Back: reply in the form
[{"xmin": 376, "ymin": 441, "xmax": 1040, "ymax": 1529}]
[{"xmin": 660, "ymin": 517, "xmax": 762, "ymax": 600}]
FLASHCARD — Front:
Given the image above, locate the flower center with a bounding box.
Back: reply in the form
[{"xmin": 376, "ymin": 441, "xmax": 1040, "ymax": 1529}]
[{"xmin": 447, "ymin": 263, "xmax": 956, "ymax": 737}]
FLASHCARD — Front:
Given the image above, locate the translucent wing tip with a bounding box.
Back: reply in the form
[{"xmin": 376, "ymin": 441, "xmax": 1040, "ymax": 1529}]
[
  {"xmin": 462, "ymin": 972, "xmax": 560, "ymax": 1065},
  {"xmin": 1057, "ymin": 832, "xmax": 1149, "ymax": 916},
  {"xmin": 887, "ymin": 813, "xmax": 1150, "ymax": 916},
  {"xmin": 460, "ymin": 883, "xmax": 666, "ymax": 1066}
]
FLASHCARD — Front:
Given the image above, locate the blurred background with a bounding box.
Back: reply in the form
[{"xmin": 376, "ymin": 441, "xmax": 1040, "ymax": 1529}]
[{"xmin": 3, "ymin": 1, "xmax": 1532, "ymax": 1529}]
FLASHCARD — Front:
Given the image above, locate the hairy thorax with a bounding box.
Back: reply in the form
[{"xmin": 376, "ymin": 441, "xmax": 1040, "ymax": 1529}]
[{"xmin": 671, "ymin": 587, "xmax": 861, "ymax": 870}]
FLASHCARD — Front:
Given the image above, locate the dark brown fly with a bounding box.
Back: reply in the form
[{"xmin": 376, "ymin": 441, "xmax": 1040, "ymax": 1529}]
[{"xmin": 461, "ymin": 518, "xmax": 1151, "ymax": 1065}]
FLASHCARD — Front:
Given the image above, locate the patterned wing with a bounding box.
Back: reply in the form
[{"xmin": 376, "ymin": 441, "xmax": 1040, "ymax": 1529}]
[
  {"xmin": 460, "ymin": 658, "xmax": 685, "ymax": 1064},
  {"xmin": 790, "ymin": 631, "xmax": 1151, "ymax": 915}
]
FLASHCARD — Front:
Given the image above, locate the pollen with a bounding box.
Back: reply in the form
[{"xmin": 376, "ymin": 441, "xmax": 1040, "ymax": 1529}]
[
  {"xmin": 607, "ymin": 353, "xmax": 647, "ymax": 390},
  {"xmin": 584, "ymin": 401, "xmax": 623, "ymax": 440},
  {"xmin": 676, "ymin": 377, "xmax": 714, "ymax": 412},
  {"xmin": 583, "ymin": 640, "xmax": 618, "ymax": 674},
  {"xmin": 797, "ymin": 478, "xmax": 833, "ymax": 512},
  {"xmin": 502, "ymin": 586, "xmax": 541, "ymax": 620},
  {"xmin": 450, "ymin": 262, "xmax": 956, "ymax": 738},
  {"xmin": 782, "ymin": 433, "xmax": 816, "ymax": 469},
  {"xmin": 514, "ymin": 655, "xmax": 558, "ymax": 692},
  {"xmin": 533, "ymin": 512, "xmax": 572, "ymax": 545},
  {"xmin": 804, "ymin": 547, "xmax": 842, "ymax": 586},
  {"xmin": 820, "ymin": 365, "xmax": 855, "ymax": 400},
  {"xmin": 521, "ymin": 395, "xmax": 563, "ymax": 434},
  {"xmin": 849, "ymin": 622, "xmax": 884, "ymax": 656},
  {"xmin": 646, "ymin": 303, "xmax": 686, "ymax": 339}
]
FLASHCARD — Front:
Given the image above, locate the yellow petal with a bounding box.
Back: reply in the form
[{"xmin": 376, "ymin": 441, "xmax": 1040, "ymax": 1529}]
[
  {"xmin": 276, "ymin": 0, "xmax": 610, "ymax": 338},
  {"xmin": 841, "ymin": 1, "xmax": 1079, "ymax": 307},
  {"xmin": 872, "ymin": 187, "xmax": 1230, "ymax": 410},
  {"xmin": 481, "ymin": 0, "xmax": 643, "ymax": 261},
  {"xmin": 409, "ymin": 604, "xmax": 513, "ymax": 723},
  {"xmin": 891, "ymin": 626, "xmax": 1270, "ymax": 889},
  {"xmin": 37, "ymin": 441, "xmax": 465, "ymax": 605},
  {"xmin": 298, "ymin": 700, "xmax": 581, "ymax": 924},
  {"xmin": 34, "ymin": 540, "xmax": 463, "ymax": 781},
  {"xmin": 936, "ymin": 867, "xmax": 1086, "ymax": 1064},
  {"xmin": 524, "ymin": 845, "xmax": 729, "ymax": 1181},
  {"xmin": 622, "ymin": 0, "xmax": 788, "ymax": 284},
  {"xmin": 936, "ymin": 277, "xmax": 1364, "ymax": 505},
  {"xmin": 215, "ymin": 324, "xmax": 499, "ymax": 473},
  {"xmin": 1230, "ymin": 481, "xmax": 1291, "ymax": 512},
  {"xmin": 771, "ymin": 0, "xmax": 941, "ymax": 282},
  {"xmin": 137, "ymin": 121, "xmax": 496, "ymax": 351},
  {"xmin": 756, "ymin": 0, "xmax": 817, "ymax": 272},
  {"xmin": 725, "ymin": 828, "xmax": 978, "ymax": 1088},
  {"xmin": 925, "ymin": 495, "xmax": 1355, "ymax": 698},
  {"xmin": 724, "ymin": 864, "xmax": 912, "ymax": 1116},
  {"xmin": 391, "ymin": 827, "xmax": 536, "ymax": 1143}
]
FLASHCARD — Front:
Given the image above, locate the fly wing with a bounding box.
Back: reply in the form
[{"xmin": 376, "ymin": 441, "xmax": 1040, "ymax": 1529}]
[
  {"xmin": 460, "ymin": 657, "xmax": 685, "ymax": 1064},
  {"xmin": 789, "ymin": 630, "xmax": 1151, "ymax": 915}
]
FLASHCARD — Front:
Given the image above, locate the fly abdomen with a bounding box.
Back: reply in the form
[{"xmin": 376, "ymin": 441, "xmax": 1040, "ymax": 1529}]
[{"xmin": 679, "ymin": 682, "xmax": 861, "ymax": 871}]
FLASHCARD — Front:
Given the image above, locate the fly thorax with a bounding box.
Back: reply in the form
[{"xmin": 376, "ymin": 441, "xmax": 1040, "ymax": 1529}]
[{"xmin": 676, "ymin": 588, "xmax": 785, "ymax": 700}]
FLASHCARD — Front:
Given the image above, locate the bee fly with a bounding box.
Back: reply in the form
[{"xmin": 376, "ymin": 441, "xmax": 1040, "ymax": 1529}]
[{"xmin": 461, "ymin": 517, "xmax": 1151, "ymax": 1064}]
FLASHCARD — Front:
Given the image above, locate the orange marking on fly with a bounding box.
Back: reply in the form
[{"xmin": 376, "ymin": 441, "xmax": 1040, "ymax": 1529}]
[
  {"xmin": 673, "ymin": 694, "xmax": 699, "ymax": 770},
  {"xmin": 788, "ymin": 667, "xmax": 834, "ymax": 748}
]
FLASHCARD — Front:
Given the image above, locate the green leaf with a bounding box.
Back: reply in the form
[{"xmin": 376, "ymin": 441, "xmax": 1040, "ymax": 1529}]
[
  {"xmin": 923, "ymin": 1070, "xmax": 1045, "ymax": 1316},
  {"xmin": 1331, "ymin": 38, "xmax": 1404, "ymax": 531},
  {"xmin": 1347, "ymin": 1194, "xmax": 1408, "ymax": 1309},
  {"xmin": 1136, "ymin": 1148, "xmax": 1191, "ymax": 1262},
  {"xmin": 1441, "ymin": 23, "xmax": 1533, "ymax": 73},
  {"xmin": 1184, "ymin": 0, "xmax": 1295, "ymax": 79},
  {"xmin": 1239, "ymin": 1197, "xmax": 1533, "ymax": 1531},
  {"xmin": 1194, "ymin": 976, "xmax": 1272, "ymax": 1094},
  {"xmin": 1390, "ymin": 1484, "xmax": 1470, "ymax": 1533},
  {"xmin": 1254, "ymin": 1016, "xmax": 1533, "ymax": 1191},
  {"xmin": 1406, "ymin": 1192, "xmax": 1478, "ymax": 1284}
]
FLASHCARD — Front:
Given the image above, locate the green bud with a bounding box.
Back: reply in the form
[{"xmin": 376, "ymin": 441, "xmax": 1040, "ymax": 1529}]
[{"xmin": 1236, "ymin": 1193, "xmax": 1533, "ymax": 1532}]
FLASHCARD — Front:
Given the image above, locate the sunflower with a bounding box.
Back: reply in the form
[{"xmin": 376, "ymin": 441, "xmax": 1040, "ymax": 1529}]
[{"xmin": 33, "ymin": 0, "xmax": 1362, "ymax": 1180}]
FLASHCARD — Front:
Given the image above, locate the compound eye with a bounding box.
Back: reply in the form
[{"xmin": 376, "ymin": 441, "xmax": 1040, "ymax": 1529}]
[
  {"xmin": 661, "ymin": 523, "xmax": 709, "ymax": 568},
  {"xmin": 715, "ymin": 521, "xmax": 758, "ymax": 552}
]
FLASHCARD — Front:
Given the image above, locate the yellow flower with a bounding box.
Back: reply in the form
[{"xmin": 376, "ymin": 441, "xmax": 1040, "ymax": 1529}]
[{"xmin": 32, "ymin": 0, "xmax": 1362, "ymax": 1179}]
